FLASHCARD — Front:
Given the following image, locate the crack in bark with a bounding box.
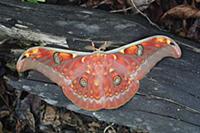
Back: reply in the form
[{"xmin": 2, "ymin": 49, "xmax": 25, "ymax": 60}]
[
  {"xmin": 136, "ymin": 92, "xmax": 200, "ymax": 114},
  {"xmin": 134, "ymin": 109, "xmax": 200, "ymax": 127}
]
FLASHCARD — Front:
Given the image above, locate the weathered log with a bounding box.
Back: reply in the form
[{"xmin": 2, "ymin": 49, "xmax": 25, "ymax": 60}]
[
  {"xmin": 0, "ymin": 0, "xmax": 153, "ymax": 51},
  {"xmin": 1, "ymin": 0, "xmax": 200, "ymax": 133}
]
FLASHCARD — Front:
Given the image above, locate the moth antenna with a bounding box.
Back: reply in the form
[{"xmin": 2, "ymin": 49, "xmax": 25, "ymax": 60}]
[
  {"xmin": 91, "ymin": 42, "xmax": 99, "ymax": 51},
  {"xmin": 85, "ymin": 42, "xmax": 98, "ymax": 51},
  {"xmin": 103, "ymin": 41, "xmax": 108, "ymax": 47},
  {"xmin": 99, "ymin": 41, "xmax": 107, "ymax": 51},
  {"xmin": 91, "ymin": 42, "xmax": 95, "ymax": 48},
  {"xmin": 92, "ymin": 41, "xmax": 105, "ymax": 51},
  {"xmin": 99, "ymin": 41, "xmax": 111, "ymax": 51}
]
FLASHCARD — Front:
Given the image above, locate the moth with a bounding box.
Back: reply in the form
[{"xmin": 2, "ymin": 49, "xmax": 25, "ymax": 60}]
[{"xmin": 16, "ymin": 35, "xmax": 182, "ymax": 111}]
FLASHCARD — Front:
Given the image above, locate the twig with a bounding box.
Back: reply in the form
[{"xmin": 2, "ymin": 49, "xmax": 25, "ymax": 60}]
[
  {"xmin": 103, "ymin": 123, "xmax": 116, "ymax": 133},
  {"xmin": 136, "ymin": 92, "xmax": 200, "ymax": 114},
  {"xmin": 110, "ymin": 6, "xmax": 133, "ymax": 13},
  {"xmin": 0, "ymin": 38, "xmax": 9, "ymax": 45},
  {"xmin": 129, "ymin": 0, "xmax": 162, "ymax": 30},
  {"xmin": 92, "ymin": 0, "xmax": 108, "ymax": 8}
]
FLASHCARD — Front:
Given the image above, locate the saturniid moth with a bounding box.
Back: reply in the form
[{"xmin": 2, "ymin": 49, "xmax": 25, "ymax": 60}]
[{"xmin": 16, "ymin": 35, "xmax": 182, "ymax": 111}]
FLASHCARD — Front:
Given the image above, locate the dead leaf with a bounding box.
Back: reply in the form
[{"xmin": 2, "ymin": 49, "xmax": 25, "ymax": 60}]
[
  {"xmin": 70, "ymin": 112, "xmax": 87, "ymax": 132},
  {"xmin": 196, "ymin": 0, "xmax": 200, "ymax": 3},
  {"xmin": 41, "ymin": 105, "xmax": 61, "ymax": 132},
  {"xmin": 0, "ymin": 110, "xmax": 10, "ymax": 118},
  {"xmin": 0, "ymin": 121, "xmax": 3, "ymax": 133},
  {"xmin": 161, "ymin": 4, "xmax": 200, "ymax": 20},
  {"xmin": 15, "ymin": 94, "xmax": 36, "ymax": 132},
  {"xmin": 42, "ymin": 105, "xmax": 58, "ymax": 125},
  {"xmin": 61, "ymin": 112, "xmax": 73, "ymax": 125},
  {"xmin": 0, "ymin": 62, "xmax": 5, "ymax": 77},
  {"xmin": 145, "ymin": 1, "xmax": 163, "ymax": 22},
  {"xmin": 187, "ymin": 18, "xmax": 200, "ymax": 41},
  {"xmin": 86, "ymin": 0, "xmax": 101, "ymax": 7},
  {"xmin": 88, "ymin": 121, "xmax": 101, "ymax": 132}
]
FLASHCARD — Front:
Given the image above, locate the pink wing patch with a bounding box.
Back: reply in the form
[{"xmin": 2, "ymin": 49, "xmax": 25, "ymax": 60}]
[{"xmin": 16, "ymin": 36, "xmax": 181, "ymax": 111}]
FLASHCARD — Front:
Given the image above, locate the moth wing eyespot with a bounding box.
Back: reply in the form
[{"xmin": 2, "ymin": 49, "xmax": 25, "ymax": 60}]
[
  {"xmin": 113, "ymin": 75, "xmax": 122, "ymax": 86},
  {"xmin": 79, "ymin": 77, "xmax": 88, "ymax": 88},
  {"xmin": 136, "ymin": 44, "xmax": 144, "ymax": 56},
  {"xmin": 53, "ymin": 52, "xmax": 61, "ymax": 64}
]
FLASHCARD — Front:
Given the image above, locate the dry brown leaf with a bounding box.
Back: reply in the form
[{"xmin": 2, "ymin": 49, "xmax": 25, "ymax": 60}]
[
  {"xmin": 0, "ymin": 110, "xmax": 10, "ymax": 118},
  {"xmin": 0, "ymin": 121, "xmax": 3, "ymax": 133},
  {"xmin": 145, "ymin": 1, "xmax": 163, "ymax": 22},
  {"xmin": 88, "ymin": 121, "xmax": 101, "ymax": 132},
  {"xmin": 161, "ymin": 4, "xmax": 200, "ymax": 20},
  {"xmin": 15, "ymin": 94, "xmax": 36, "ymax": 132},
  {"xmin": 61, "ymin": 112, "xmax": 72, "ymax": 125},
  {"xmin": 187, "ymin": 18, "xmax": 200, "ymax": 41},
  {"xmin": 196, "ymin": 0, "xmax": 200, "ymax": 3},
  {"xmin": 42, "ymin": 105, "xmax": 58, "ymax": 125}
]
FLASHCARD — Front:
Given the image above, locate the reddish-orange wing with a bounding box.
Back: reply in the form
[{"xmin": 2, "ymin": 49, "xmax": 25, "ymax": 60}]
[{"xmin": 17, "ymin": 36, "xmax": 181, "ymax": 111}]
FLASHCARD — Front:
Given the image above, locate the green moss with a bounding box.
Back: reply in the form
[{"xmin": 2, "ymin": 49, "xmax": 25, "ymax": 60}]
[{"xmin": 21, "ymin": 0, "xmax": 46, "ymax": 4}]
